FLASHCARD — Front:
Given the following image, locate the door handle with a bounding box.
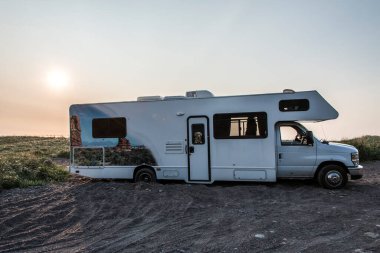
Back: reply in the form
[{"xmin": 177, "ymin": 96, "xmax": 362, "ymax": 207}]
[{"xmin": 189, "ymin": 146, "xmax": 194, "ymax": 153}]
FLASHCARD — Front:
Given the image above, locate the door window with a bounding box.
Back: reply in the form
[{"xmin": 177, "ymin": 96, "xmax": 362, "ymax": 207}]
[
  {"xmin": 192, "ymin": 124, "xmax": 205, "ymax": 145},
  {"xmin": 280, "ymin": 125, "xmax": 308, "ymax": 145}
]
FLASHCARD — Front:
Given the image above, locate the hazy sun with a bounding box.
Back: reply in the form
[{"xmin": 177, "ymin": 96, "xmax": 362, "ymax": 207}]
[{"xmin": 47, "ymin": 69, "xmax": 69, "ymax": 90}]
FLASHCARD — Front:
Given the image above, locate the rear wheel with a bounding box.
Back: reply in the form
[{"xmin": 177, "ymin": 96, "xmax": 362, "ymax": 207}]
[
  {"xmin": 317, "ymin": 165, "xmax": 348, "ymax": 189},
  {"xmin": 134, "ymin": 168, "xmax": 156, "ymax": 183}
]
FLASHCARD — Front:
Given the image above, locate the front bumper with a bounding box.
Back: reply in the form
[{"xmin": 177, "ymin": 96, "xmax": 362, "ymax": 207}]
[{"xmin": 348, "ymin": 165, "xmax": 364, "ymax": 180}]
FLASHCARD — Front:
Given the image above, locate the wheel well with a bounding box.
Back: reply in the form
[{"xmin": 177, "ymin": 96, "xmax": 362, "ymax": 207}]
[
  {"xmin": 133, "ymin": 165, "xmax": 156, "ymax": 179},
  {"xmin": 314, "ymin": 161, "xmax": 349, "ymax": 179}
]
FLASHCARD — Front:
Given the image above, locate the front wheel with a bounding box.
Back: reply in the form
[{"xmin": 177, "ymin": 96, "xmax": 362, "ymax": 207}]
[
  {"xmin": 134, "ymin": 168, "xmax": 156, "ymax": 183},
  {"xmin": 317, "ymin": 165, "xmax": 348, "ymax": 189}
]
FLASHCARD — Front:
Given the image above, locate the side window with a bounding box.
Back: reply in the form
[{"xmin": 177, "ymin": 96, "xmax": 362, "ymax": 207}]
[
  {"xmin": 213, "ymin": 112, "xmax": 267, "ymax": 139},
  {"xmin": 192, "ymin": 124, "xmax": 205, "ymax": 145},
  {"xmin": 279, "ymin": 99, "xmax": 309, "ymax": 112},
  {"xmin": 92, "ymin": 117, "xmax": 126, "ymax": 138},
  {"xmin": 279, "ymin": 125, "xmax": 306, "ymax": 145}
]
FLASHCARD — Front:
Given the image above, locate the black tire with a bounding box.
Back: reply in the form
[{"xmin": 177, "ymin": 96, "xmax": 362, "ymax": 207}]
[
  {"xmin": 317, "ymin": 165, "xmax": 348, "ymax": 189},
  {"xmin": 134, "ymin": 168, "xmax": 156, "ymax": 183}
]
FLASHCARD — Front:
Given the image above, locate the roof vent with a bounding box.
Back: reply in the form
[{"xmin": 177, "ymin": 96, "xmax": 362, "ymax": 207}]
[
  {"xmin": 137, "ymin": 96, "xmax": 163, "ymax": 102},
  {"xmin": 186, "ymin": 90, "xmax": 214, "ymax": 98},
  {"xmin": 283, "ymin": 89, "xmax": 295, "ymax": 94}
]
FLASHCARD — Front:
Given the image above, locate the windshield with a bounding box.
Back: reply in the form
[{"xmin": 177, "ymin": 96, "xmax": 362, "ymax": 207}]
[{"xmin": 300, "ymin": 122, "xmax": 328, "ymax": 141}]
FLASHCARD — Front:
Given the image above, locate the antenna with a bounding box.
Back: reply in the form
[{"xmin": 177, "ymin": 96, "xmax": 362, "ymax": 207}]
[{"xmin": 321, "ymin": 124, "xmax": 327, "ymax": 140}]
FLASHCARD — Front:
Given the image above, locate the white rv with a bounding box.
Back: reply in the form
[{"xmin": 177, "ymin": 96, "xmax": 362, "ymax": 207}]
[{"xmin": 69, "ymin": 89, "xmax": 363, "ymax": 189}]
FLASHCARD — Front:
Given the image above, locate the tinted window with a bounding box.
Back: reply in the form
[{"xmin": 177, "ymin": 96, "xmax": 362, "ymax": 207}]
[
  {"xmin": 92, "ymin": 117, "xmax": 126, "ymax": 138},
  {"xmin": 213, "ymin": 112, "xmax": 267, "ymax": 139},
  {"xmin": 279, "ymin": 99, "xmax": 309, "ymax": 112}
]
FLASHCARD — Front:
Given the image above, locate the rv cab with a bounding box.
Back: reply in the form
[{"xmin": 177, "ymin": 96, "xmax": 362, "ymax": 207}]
[{"xmin": 276, "ymin": 121, "xmax": 362, "ymax": 188}]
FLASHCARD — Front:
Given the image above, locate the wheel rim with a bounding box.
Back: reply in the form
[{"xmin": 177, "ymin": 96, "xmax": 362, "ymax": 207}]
[
  {"xmin": 138, "ymin": 172, "xmax": 152, "ymax": 182},
  {"xmin": 326, "ymin": 170, "xmax": 343, "ymax": 187}
]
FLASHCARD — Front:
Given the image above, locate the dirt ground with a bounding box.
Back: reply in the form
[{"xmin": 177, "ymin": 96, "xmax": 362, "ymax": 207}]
[{"xmin": 1, "ymin": 162, "xmax": 379, "ymax": 253}]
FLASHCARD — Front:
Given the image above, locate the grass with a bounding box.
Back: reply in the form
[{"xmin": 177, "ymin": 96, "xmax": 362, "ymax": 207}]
[
  {"xmin": 340, "ymin": 135, "xmax": 380, "ymax": 162},
  {"xmin": 0, "ymin": 136, "xmax": 70, "ymax": 189}
]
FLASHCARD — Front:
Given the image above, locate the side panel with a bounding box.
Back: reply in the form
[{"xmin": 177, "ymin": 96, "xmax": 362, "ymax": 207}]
[{"xmin": 210, "ymin": 113, "xmax": 277, "ymax": 182}]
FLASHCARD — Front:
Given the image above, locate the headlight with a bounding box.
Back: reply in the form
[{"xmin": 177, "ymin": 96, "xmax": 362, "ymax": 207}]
[{"xmin": 351, "ymin": 152, "xmax": 359, "ymax": 166}]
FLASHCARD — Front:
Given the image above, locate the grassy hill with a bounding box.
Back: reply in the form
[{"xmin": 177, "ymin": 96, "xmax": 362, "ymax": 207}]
[
  {"xmin": 340, "ymin": 135, "xmax": 380, "ymax": 161},
  {"xmin": 0, "ymin": 136, "xmax": 70, "ymax": 189},
  {"xmin": 0, "ymin": 135, "xmax": 379, "ymax": 189}
]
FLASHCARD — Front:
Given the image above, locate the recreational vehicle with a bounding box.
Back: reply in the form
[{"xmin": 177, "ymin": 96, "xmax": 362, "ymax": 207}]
[{"xmin": 69, "ymin": 89, "xmax": 363, "ymax": 189}]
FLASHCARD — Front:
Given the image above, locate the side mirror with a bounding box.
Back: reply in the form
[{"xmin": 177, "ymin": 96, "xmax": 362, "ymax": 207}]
[{"xmin": 306, "ymin": 131, "xmax": 314, "ymax": 145}]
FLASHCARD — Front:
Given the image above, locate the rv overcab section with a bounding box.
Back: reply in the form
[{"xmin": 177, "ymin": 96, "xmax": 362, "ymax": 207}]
[
  {"xmin": 69, "ymin": 89, "xmax": 362, "ymax": 189},
  {"xmin": 274, "ymin": 90, "xmax": 339, "ymax": 122}
]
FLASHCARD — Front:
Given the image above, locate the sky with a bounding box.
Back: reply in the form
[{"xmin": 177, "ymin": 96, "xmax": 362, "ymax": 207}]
[{"xmin": 0, "ymin": 0, "xmax": 379, "ymax": 139}]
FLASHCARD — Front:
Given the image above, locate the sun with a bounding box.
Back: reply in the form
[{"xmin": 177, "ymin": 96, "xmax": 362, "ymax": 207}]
[{"xmin": 46, "ymin": 69, "xmax": 69, "ymax": 90}]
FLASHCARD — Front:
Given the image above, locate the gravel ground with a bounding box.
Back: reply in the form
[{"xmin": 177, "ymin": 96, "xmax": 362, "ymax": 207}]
[{"xmin": 0, "ymin": 161, "xmax": 379, "ymax": 253}]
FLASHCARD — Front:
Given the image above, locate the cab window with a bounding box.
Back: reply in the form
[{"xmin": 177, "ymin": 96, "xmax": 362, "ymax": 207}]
[{"xmin": 280, "ymin": 125, "xmax": 308, "ymax": 145}]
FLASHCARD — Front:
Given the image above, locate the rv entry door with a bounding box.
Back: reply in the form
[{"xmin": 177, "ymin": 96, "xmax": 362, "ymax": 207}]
[{"xmin": 187, "ymin": 116, "xmax": 211, "ymax": 181}]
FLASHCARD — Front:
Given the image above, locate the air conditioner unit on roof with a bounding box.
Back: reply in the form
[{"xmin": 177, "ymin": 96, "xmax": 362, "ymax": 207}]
[{"xmin": 185, "ymin": 90, "xmax": 214, "ymax": 98}]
